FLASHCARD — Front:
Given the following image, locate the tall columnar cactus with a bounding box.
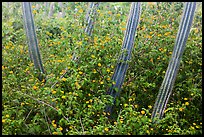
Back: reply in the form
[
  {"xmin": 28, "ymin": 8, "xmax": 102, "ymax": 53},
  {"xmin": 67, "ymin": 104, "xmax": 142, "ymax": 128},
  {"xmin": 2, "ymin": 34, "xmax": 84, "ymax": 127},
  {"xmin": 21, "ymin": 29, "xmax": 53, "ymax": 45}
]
[
  {"xmin": 48, "ymin": 2, "xmax": 55, "ymax": 18},
  {"xmin": 151, "ymin": 2, "xmax": 196, "ymax": 122},
  {"xmin": 22, "ymin": 2, "xmax": 45, "ymax": 80},
  {"xmin": 105, "ymin": 2, "xmax": 141, "ymax": 115},
  {"xmin": 58, "ymin": 2, "xmax": 65, "ymax": 18},
  {"xmin": 84, "ymin": 2, "xmax": 100, "ymax": 36}
]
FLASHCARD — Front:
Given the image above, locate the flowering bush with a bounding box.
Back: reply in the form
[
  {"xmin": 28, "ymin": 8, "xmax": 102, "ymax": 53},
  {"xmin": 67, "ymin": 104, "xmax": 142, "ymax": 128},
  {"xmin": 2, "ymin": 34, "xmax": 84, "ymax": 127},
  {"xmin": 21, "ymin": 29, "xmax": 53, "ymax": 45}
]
[{"xmin": 2, "ymin": 2, "xmax": 202, "ymax": 135}]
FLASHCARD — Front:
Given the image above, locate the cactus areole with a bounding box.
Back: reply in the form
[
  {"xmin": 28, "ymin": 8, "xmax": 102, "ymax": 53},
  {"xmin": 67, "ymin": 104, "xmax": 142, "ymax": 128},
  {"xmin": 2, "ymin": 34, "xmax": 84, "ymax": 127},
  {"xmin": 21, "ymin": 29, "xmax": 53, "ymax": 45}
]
[{"xmin": 105, "ymin": 2, "xmax": 141, "ymax": 115}]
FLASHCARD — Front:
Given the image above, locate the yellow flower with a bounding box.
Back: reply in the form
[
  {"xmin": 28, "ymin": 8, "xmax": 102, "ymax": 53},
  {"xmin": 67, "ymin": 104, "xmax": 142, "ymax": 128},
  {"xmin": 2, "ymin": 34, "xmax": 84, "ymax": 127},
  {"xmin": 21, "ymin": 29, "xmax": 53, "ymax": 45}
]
[
  {"xmin": 106, "ymin": 77, "xmax": 111, "ymax": 81},
  {"xmin": 98, "ymin": 63, "xmax": 101, "ymax": 67},
  {"xmin": 148, "ymin": 105, "xmax": 152, "ymax": 109},
  {"xmin": 195, "ymin": 28, "xmax": 199, "ymax": 33},
  {"xmin": 148, "ymin": 35, "xmax": 152, "ymax": 39},
  {"xmin": 121, "ymin": 28, "xmax": 126, "ymax": 31},
  {"xmin": 53, "ymin": 123, "xmax": 57, "ymax": 128},
  {"xmin": 93, "ymin": 69, "xmax": 97, "ymax": 73},
  {"xmin": 100, "ymin": 81, "xmax": 104, "ymax": 84},
  {"xmin": 53, "ymin": 132, "xmax": 58, "ymax": 135},
  {"xmin": 129, "ymin": 98, "xmax": 132, "ymax": 102},
  {"xmin": 158, "ymin": 34, "xmax": 162, "ymax": 37},
  {"xmin": 86, "ymin": 101, "xmax": 89, "ymax": 104},
  {"xmin": 108, "ymin": 11, "xmax": 112, "ymax": 14},
  {"xmin": 104, "ymin": 127, "xmax": 109, "ymax": 131},
  {"xmin": 79, "ymin": 71, "xmax": 83, "ymax": 75},
  {"xmin": 124, "ymin": 104, "xmax": 128, "ymax": 107},
  {"xmin": 88, "ymin": 93, "xmax": 91, "ymax": 96},
  {"xmin": 61, "ymin": 77, "xmax": 66, "ymax": 81},
  {"xmin": 134, "ymin": 105, "xmax": 138, "ymax": 108},
  {"xmin": 2, "ymin": 119, "xmax": 6, "ymax": 123},
  {"xmin": 88, "ymin": 105, "xmax": 92, "ymax": 108},
  {"xmin": 164, "ymin": 32, "xmax": 171, "ymax": 36},
  {"xmin": 21, "ymin": 102, "xmax": 25, "ymax": 106},
  {"xmin": 91, "ymin": 55, "xmax": 95, "ymax": 58},
  {"xmin": 61, "ymin": 96, "xmax": 66, "ymax": 99},
  {"xmin": 106, "ymin": 68, "xmax": 110, "ymax": 73},
  {"xmin": 184, "ymin": 98, "xmax": 188, "ymax": 100},
  {"xmin": 33, "ymin": 10, "xmax": 37, "ymax": 14},
  {"xmin": 141, "ymin": 110, "xmax": 145, "ymax": 115},
  {"xmin": 75, "ymin": 82, "xmax": 81, "ymax": 89},
  {"xmin": 116, "ymin": 13, "xmax": 121, "ymax": 17},
  {"xmin": 150, "ymin": 58, "xmax": 153, "ymax": 63},
  {"xmin": 193, "ymin": 123, "xmax": 196, "ymax": 126},
  {"xmin": 112, "ymin": 81, "xmax": 116, "ymax": 85},
  {"xmin": 191, "ymin": 93, "xmax": 194, "ymax": 96},
  {"xmin": 33, "ymin": 86, "xmax": 37, "ymax": 90},
  {"xmin": 190, "ymin": 126, "xmax": 195, "ymax": 130},
  {"xmin": 5, "ymin": 114, "xmax": 9, "ymax": 118},
  {"xmin": 120, "ymin": 120, "xmax": 123, "ymax": 123},
  {"xmin": 79, "ymin": 9, "xmax": 83, "ymax": 13},
  {"xmin": 57, "ymin": 60, "xmax": 62, "ymax": 63},
  {"xmin": 9, "ymin": 71, "xmax": 13, "ymax": 74},
  {"xmin": 52, "ymin": 90, "xmax": 57, "ymax": 94},
  {"xmin": 185, "ymin": 102, "xmax": 189, "ymax": 106},
  {"xmin": 92, "ymin": 80, "xmax": 96, "ymax": 83},
  {"xmin": 179, "ymin": 108, "xmax": 183, "ymax": 111},
  {"xmin": 158, "ymin": 48, "xmax": 163, "ymax": 51},
  {"xmin": 114, "ymin": 122, "xmax": 117, "ymax": 125},
  {"xmin": 59, "ymin": 127, "xmax": 63, "ymax": 131}
]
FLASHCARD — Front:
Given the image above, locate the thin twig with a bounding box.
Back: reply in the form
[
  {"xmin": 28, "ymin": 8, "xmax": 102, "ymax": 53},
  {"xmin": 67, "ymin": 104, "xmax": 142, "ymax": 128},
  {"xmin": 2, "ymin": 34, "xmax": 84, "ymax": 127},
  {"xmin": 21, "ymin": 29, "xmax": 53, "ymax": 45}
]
[
  {"xmin": 16, "ymin": 91, "xmax": 80, "ymax": 134},
  {"xmin": 23, "ymin": 109, "xmax": 33, "ymax": 122},
  {"xmin": 43, "ymin": 108, "xmax": 52, "ymax": 135},
  {"xmin": 79, "ymin": 116, "xmax": 85, "ymax": 135},
  {"xmin": 51, "ymin": 67, "xmax": 68, "ymax": 89}
]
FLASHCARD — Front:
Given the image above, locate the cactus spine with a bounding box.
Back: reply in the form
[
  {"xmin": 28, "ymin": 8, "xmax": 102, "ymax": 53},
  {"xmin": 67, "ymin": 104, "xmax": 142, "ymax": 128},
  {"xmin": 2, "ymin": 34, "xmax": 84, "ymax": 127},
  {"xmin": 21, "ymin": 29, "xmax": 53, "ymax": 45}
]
[
  {"xmin": 151, "ymin": 2, "xmax": 196, "ymax": 121},
  {"xmin": 22, "ymin": 2, "xmax": 45, "ymax": 80},
  {"xmin": 105, "ymin": 2, "xmax": 141, "ymax": 115}
]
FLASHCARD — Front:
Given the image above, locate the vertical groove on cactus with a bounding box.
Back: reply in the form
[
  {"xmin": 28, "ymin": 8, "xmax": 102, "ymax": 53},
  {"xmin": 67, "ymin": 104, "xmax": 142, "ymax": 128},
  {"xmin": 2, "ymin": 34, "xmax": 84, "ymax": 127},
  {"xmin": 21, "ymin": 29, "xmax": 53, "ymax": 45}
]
[
  {"xmin": 84, "ymin": 2, "xmax": 100, "ymax": 36},
  {"xmin": 151, "ymin": 2, "xmax": 196, "ymax": 121},
  {"xmin": 22, "ymin": 2, "xmax": 45, "ymax": 80},
  {"xmin": 105, "ymin": 2, "xmax": 141, "ymax": 115}
]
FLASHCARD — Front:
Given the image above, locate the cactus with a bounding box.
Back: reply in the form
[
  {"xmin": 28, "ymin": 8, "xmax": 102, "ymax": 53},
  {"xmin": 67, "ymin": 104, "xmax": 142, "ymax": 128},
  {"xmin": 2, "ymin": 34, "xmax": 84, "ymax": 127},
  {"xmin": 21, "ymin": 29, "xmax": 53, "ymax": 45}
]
[
  {"xmin": 48, "ymin": 2, "xmax": 55, "ymax": 18},
  {"xmin": 84, "ymin": 2, "xmax": 100, "ymax": 36},
  {"xmin": 58, "ymin": 2, "xmax": 65, "ymax": 18},
  {"xmin": 22, "ymin": 2, "xmax": 45, "ymax": 81},
  {"xmin": 151, "ymin": 2, "xmax": 196, "ymax": 122},
  {"xmin": 105, "ymin": 2, "xmax": 141, "ymax": 115}
]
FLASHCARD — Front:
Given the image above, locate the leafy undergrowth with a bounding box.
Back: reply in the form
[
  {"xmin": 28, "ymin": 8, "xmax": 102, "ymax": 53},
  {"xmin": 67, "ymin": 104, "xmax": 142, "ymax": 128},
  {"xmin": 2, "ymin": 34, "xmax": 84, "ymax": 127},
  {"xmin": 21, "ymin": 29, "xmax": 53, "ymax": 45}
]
[{"xmin": 2, "ymin": 2, "xmax": 202, "ymax": 135}]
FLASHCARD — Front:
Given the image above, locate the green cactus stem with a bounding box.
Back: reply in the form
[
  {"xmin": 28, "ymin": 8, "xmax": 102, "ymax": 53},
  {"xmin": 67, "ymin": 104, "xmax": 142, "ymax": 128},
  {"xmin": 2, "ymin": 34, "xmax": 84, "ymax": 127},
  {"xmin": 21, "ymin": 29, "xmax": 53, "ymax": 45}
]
[
  {"xmin": 105, "ymin": 2, "xmax": 141, "ymax": 115},
  {"xmin": 22, "ymin": 2, "xmax": 45, "ymax": 81},
  {"xmin": 151, "ymin": 2, "xmax": 196, "ymax": 122}
]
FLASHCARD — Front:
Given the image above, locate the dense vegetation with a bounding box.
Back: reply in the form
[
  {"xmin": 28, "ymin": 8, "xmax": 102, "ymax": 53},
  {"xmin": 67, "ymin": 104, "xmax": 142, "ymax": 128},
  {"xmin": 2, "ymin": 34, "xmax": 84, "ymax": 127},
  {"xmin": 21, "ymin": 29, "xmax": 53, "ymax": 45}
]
[{"xmin": 2, "ymin": 2, "xmax": 202, "ymax": 135}]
